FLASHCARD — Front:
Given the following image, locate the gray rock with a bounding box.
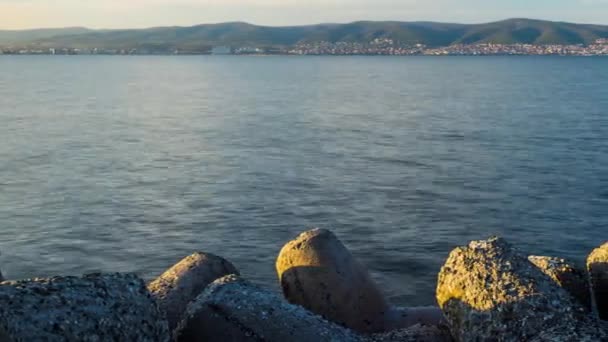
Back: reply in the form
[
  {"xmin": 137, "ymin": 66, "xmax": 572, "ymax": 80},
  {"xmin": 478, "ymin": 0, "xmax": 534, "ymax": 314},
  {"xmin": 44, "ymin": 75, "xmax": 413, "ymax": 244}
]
[
  {"xmin": 587, "ymin": 242, "xmax": 608, "ymax": 320},
  {"xmin": 276, "ymin": 228, "xmax": 390, "ymax": 333},
  {"xmin": 528, "ymin": 255, "xmax": 591, "ymax": 310},
  {"xmin": 147, "ymin": 252, "xmax": 238, "ymax": 330},
  {"xmin": 174, "ymin": 274, "xmax": 363, "ymax": 342},
  {"xmin": 530, "ymin": 323, "xmax": 608, "ymax": 342},
  {"xmin": 367, "ymin": 324, "xmax": 453, "ymax": 342},
  {"xmin": 436, "ymin": 237, "xmax": 606, "ymax": 341},
  {"xmin": 0, "ymin": 273, "xmax": 170, "ymax": 341}
]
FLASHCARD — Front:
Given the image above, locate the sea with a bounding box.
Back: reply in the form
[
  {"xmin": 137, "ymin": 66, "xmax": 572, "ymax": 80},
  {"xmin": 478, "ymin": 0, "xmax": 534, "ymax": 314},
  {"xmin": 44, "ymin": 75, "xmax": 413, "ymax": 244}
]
[{"xmin": 1, "ymin": 55, "xmax": 607, "ymax": 306}]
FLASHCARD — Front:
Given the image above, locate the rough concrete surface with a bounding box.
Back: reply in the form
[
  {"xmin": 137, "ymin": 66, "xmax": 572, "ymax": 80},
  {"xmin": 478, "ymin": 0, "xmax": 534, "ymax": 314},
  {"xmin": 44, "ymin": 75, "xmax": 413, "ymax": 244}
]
[
  {"xmin": 276, "ymin": 228, "xmax": 390, "ymax": 333},
  {"xmin": 528, "ymin": 255, "xmax": 591, "ymax": 310},
  {"xmin": 0, "ymin": 273, "xmax": 170, "ymax": 341},
  {"xmin": 437, "ymin": 237, "xmax": 605, "ymax": 341},
  {"xmin": 174, "ymin": 274, "xmax": 363, "ymax": 342},
  {"xmin": 147, "ymin": 252, "xmax": 239, "ymax": 330}
]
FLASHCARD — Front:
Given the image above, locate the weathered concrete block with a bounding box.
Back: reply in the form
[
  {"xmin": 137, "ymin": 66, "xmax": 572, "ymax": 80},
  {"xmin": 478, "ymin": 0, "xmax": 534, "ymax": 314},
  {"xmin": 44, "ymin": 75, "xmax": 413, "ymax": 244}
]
[
  {"xmin": 367, "ymin": 324, "xmax": 453, "ymax": 342},
  {"xmin": 528, "ymin": 255, "xmax": 591, "ymax": 310},
  {"xmin": 0, "ymin": 273, "xmax": 170, "ymax": 341},
  {"xmin": 174, "ymin": 274, "xmax": 363, "ymax": 342},
  {"xmin": 147, "ymin": 252, "xmax": 239, "ymax": 330},
  {"xmin": 276, "ymin": 228, "xmax": 390, "ymax": 333},
  {"xmin": 587, "ymin": 242, "xmax": 608, "ymax": 320},
  {"xmin": 437, "ymin": 237, "xmax": 605, "ymax": 341},
  {"xmin": 531, "ymin": 320, "xmax": 608, "ymax": 342}
]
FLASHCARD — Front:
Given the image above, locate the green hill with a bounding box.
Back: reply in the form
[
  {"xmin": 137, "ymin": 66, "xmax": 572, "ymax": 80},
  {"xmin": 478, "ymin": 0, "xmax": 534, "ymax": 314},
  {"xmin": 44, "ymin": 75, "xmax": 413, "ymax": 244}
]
[
  {"xmin": 0, "ymin": 27, "xmax": 92, "ymax": 45},
  {"xmin": 2, "ymin": 19, "xmax": 607, "ymax": 50},
  {"xmin": 456, "ymin": 19, "xmax": 608, "ymax": 45}
]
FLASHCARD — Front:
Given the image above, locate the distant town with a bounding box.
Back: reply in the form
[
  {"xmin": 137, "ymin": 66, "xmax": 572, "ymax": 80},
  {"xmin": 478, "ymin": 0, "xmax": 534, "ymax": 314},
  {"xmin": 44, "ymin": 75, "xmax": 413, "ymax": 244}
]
[
  {"xmin": 2, "ymin": 38, "xmax": 608, "ymax": 56},
  {"xmin": 287, "ymin": 38, "xmax": 608, "ymax": 56}
]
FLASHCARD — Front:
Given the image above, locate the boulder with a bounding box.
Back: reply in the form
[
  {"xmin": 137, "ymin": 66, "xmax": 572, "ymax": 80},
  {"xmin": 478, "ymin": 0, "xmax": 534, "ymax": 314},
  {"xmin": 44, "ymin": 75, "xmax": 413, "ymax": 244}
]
[
  {"xmin": 173, "ymin": 274, "xmax": 363, "ymax": 342},
  {"xmin": 587, "ymin": 242, "xmax": 608, "ymax": 320},
  {"xmin": 0, "ymin": 273, "xmax": 170, "ymax": 341},
  {"xmin": 276, "ymin": 228, "xmax": 390, "ymax": 333},
  {"xmin": 436, "ymin": 237, "xmax": 605, "ymax": 341},
  {"xmin": 148, "ymin": 252, "xmax": 239, "ymax": 330},
  {"xmin": 367, "ymin": 324, "xmax": 453, "ymax": 342},
  {"xmin": 528, "ymin": 255, "xmax": 591, "ymax": 310}
]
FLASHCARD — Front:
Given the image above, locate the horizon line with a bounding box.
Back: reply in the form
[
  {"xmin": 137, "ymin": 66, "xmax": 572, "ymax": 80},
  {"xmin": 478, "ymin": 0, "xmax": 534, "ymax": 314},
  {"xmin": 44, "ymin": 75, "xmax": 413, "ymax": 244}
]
[{"xmin": 2, "ymin": 17, "xmax": 608, "ymax": 32}]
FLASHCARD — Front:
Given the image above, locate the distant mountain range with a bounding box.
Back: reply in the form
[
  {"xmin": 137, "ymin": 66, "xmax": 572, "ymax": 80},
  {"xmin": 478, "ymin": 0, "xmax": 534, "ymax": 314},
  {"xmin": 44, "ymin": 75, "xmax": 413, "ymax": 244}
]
[{"xmin": 2, "ymin": 19, "xmax": 608, "ymax": 50}]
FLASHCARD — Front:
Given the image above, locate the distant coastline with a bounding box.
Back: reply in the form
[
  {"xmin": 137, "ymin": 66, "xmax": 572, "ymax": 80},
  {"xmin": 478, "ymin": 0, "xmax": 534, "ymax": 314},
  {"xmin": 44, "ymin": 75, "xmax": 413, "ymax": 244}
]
[
  {"xmin": 3, "ymin": 41, "xmax": 608, "ymax": 57},
  {"xmin": 2, "ymin": 18, "xmax": 608, "ymax": 56}
]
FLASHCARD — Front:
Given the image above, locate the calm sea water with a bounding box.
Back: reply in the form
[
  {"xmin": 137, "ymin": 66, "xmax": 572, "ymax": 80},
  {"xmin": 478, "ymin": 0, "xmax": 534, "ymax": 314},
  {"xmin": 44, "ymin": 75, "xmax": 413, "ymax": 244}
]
[{"xmin": 1, "ymin": 55, "xmax": 607, "ymax": 306}]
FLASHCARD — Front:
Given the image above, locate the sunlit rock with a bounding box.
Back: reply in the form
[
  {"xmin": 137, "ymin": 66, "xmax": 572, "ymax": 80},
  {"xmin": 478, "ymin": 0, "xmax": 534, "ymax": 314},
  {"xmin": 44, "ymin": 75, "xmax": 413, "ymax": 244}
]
[
  {"xmin": 0, "ymin": 273, "xmax": 169, "ymax": 341},
  {"xmin": 276, "ymin": 228, "xmax": 390, "ymax": 333},
  {"xmin": 173, "ymin": 274, "xmax": 362, "ymax": 342},
  {"xmin": 528, "ymin": 255, "xmax": 591, "ymax": 310},
  {"xmin": 437, "ymin": 237, "xmax": 605, "ymax": 341},
  {"xmin": 147, "ymin": 252, "xmax": 239, "ymax": 330}
]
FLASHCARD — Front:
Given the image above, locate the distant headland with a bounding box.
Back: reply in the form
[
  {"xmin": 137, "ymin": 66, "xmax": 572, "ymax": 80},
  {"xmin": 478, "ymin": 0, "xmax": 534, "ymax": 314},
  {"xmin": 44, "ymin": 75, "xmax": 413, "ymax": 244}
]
[{"xmin": 1, "ymin": 18, "xmax": 608, "ymax": 56}]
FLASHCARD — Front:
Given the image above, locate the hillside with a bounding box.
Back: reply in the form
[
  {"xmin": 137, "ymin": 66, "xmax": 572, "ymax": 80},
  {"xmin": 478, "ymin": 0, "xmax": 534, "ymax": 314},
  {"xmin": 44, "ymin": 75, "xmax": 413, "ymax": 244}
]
[
  {"xmin": 2, "ymin": 19, "xmax": 608, "ymax": 50},
  {"xmin": 456, "ymin": 19, "xmax": 608, "ymax": 45},
  {"xmin": 0, "ymin": 27, "xmax": 92, "ymax": 45}
]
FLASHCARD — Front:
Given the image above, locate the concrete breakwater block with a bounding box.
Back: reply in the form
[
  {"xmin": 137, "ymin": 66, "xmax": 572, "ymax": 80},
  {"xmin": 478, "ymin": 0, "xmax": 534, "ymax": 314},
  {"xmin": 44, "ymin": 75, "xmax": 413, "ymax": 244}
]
[
  {"xmin": 587, "ymin": 242, "xmax": 608, "ymax": 320},
  {"xmin": 147, "ymin": 252, "xmax": 239, "ymax": 330},
  {"xmin": 436, "ymin": 237, "xmax": 606, "ymax": 341},
  {"xmin": 528, "ymin": 255, "xmax": 591, "ymax": 310},
  {"xmin": 0, "ymin": 273, "xmax": 170, "ymax": 341},
  {"xmin": 173, "ymin": 274, "xmax": 363, "ymax": 342},
  {"xmin": 275, "ymin": 228, "xmax": 390, "ymax": 333}
]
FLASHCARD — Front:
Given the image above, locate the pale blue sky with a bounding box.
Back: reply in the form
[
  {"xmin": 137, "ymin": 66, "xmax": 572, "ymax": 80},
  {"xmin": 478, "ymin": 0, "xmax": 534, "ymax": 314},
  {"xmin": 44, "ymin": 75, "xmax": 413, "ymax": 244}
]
[{"xmin": 1, "ymin": 0, "xmax": 607, "ymax": 30}]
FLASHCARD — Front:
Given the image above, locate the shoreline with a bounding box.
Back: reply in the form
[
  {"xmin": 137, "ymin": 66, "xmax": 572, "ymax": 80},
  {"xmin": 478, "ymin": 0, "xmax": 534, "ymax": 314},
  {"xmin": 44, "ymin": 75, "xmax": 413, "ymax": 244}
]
[
  {"xmin": 0, "ymin": 229, "xmax": 606, "ymax": 341},
  {"xmin": 2, "ymin": 53, "xmax": 608, "ymax": 57}
]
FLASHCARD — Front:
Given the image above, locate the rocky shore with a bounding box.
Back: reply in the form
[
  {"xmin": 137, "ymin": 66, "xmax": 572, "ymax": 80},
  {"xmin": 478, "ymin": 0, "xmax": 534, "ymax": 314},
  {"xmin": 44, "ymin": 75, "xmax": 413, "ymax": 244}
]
[{"xmin": 0, "ymin": 229, "xmax": 607, "ymax": 341}]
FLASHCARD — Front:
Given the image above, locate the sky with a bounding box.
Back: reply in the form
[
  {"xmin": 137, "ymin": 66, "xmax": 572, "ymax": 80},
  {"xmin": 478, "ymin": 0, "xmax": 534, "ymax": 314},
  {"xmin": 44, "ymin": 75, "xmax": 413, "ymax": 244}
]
[{"xmin": 1, "ymin": 0, "xmax": 608, "ymax": 30}]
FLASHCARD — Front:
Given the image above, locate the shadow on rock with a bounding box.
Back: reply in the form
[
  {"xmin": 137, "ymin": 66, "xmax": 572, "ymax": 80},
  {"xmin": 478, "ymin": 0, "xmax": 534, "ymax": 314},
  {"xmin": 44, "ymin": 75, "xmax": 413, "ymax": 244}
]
[
  {"xmin": 276, "ymin": 228, "xmax": 446, "ymax": 334},
  {"xmin": 276, "ymin": 229, "xmax": 390, "ymax": 333},
  {"xmin": 588, "ymin": 260, "xmax": 608, "ymax": 320},
  {"xmin": 528, "ymin": 255, "xmax": 591, "ymax": 311}
]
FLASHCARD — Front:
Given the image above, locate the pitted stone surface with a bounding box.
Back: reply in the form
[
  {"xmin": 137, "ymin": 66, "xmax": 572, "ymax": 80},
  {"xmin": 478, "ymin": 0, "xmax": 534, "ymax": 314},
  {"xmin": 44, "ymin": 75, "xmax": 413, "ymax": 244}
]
[
  {"xmin": 437, "ymin": 237, "xmax": 605, "ymax": 341},
  {"xmin": 528, "ymin": 255, "xmax": 591, "ymax": 310},
  {"xmin": 0, "ymin": 273, "xmax": 170, "ymax": 341},
  {"xmin": 174, "ymin": 274, "xmax": 363, "ymax": 342}
]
